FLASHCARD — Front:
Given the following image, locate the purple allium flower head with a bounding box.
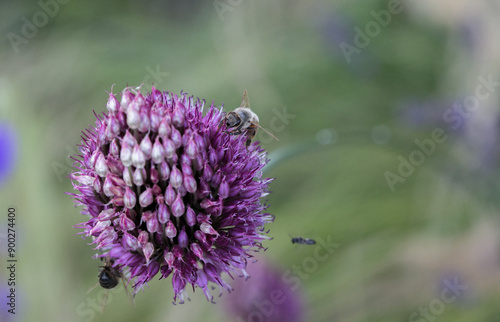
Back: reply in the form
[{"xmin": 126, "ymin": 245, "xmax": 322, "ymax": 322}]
[
  {"xmin": 224, "ymin": 258, "xmax": 306, "ymax": 322},
  {"xmin": 69, "ymin": 86, "xmax": 274, "ymax": 303}
]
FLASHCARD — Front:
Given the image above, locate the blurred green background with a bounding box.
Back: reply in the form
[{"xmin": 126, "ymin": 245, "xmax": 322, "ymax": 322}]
[{"xmin": 2, "ymin": 0, "xmax": 500, "ymax": 321}]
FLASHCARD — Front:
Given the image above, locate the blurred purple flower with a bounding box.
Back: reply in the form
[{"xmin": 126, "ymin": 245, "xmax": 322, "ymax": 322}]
[
  {"xmin": 438, "ymin": 273, "xmax": 471, "ymax": 306},
  {"xmin": 395, "ymin": 98, "xmax": 449, "ymax": 128},
  {"xmin": 458, "ymin": 16, "xmax": 482, "ymax": 54},
  {"xmin": 224, "ymin": 259, "xmax": 306, "ymax": 322},
  {"xmin": 0, "ymin": 123, "xmax": 18, "ymax": 186},
  {"xmin": 69, "ymin": 86, "xmax": 274, "ymax": 303},
  {"xmin": 395, "ymin": 97, "xmax": 470, "ymax": 136},
  {"xmin": 1, "ymin": 285, "xmax": 16, "ymax": 321},
  {"xmin": 318, "ymin": 12, "xmax": 379, "ymax": 78},
  {"xmin": 321, "ymin": 13, "xmax": 352, "ymax": 52}
]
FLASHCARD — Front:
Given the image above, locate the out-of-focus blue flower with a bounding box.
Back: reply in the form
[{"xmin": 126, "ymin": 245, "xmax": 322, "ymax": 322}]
[
  {"xmin": 438, "ymin": 273, "xmax": 471, "ymax": 306},
  {"xmin": 1, "ymin": 284, "xmax": 16, "ymax": 321},
  {"xmin": 0, "ymin": 123, "xmax": 18, "ymax": 186},
  {"xmin": 395, "ymin": 98, "xmax": 452, "ymax": 129},
  {"xmin": 224, "ymin": 258, "xmax": 306, "ymax": 322},
  {"xmin": 318, "ymin": 12, "xmax": 379, "ymax": 78},
  {"xmin": 458, "ymin": 18, "xmax": 482, "ymax": 53}
]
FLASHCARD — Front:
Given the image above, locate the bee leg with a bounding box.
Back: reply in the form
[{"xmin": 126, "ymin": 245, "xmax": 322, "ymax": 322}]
[
  {"xmin": 245, "ymin": 128, "xmax": 257, "ymax": 147},
  {"xmin": 122, "ymin": 278, "xmax": 135, "ymax": 307},
  {"xmin": 235, "ymin": 122, "xmax": 246, "ymax": 132},
  {"xmin": 227, "ymin": 129, "xmax": 243, "ymax": 136}
]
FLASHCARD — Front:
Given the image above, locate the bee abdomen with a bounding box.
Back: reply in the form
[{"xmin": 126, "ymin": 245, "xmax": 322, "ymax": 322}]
[{"xmin": 99, "ymin": 269, "xmax": 119, "ymax": 289}]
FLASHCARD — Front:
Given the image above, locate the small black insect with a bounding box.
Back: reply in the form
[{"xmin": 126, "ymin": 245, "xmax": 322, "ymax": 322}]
[
  {"xmin": 87, "ymin": 256, "xmax": 134, "ymax": 312},
  {"xmin": 290, "ymin": 236, "xmax": 316, "ymax": 245},
  {"xmin": 98, "ymin": 257, "xmax": 121, "ymax": 289}
]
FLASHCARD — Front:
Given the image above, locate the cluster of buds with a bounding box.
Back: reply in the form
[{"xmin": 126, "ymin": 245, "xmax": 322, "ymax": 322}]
[{"xmin": 69, "ymin": 86, "xmax": 274, "ymax": 303}]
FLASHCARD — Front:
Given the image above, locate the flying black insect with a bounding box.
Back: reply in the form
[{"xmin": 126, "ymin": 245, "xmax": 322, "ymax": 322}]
[{"xmin": 290, "ymin": 236, "xmax": 316, "ymax": 245}]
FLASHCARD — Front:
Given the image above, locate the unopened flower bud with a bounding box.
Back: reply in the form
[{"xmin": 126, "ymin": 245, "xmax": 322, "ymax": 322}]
[
  {"xmin": 124, "ymin": 186, "xmax": 136, "ymax": 209},
  {"xmin": 165, "ymin": 220, "xmax": 177, "ymax": 239},
  {"xmin": 139, "ymin": 188, "xmax": 153, "ymax": 208}
]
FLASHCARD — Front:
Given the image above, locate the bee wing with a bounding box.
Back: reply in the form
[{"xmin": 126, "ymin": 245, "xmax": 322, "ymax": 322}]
[{"xmin": 240, "ymin": 89, "xmax": 250, "ymax": 108}]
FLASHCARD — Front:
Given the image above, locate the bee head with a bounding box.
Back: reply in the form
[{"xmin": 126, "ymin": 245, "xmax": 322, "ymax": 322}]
[{"xmin": 225, "ymin": 112, "xmax": 241, "ymax": 128}]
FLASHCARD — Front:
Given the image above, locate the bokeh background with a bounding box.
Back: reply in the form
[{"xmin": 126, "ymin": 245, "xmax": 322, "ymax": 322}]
[{"xmin": 2, "ymin": 0, "xmax": 500, "ymax": 321}]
